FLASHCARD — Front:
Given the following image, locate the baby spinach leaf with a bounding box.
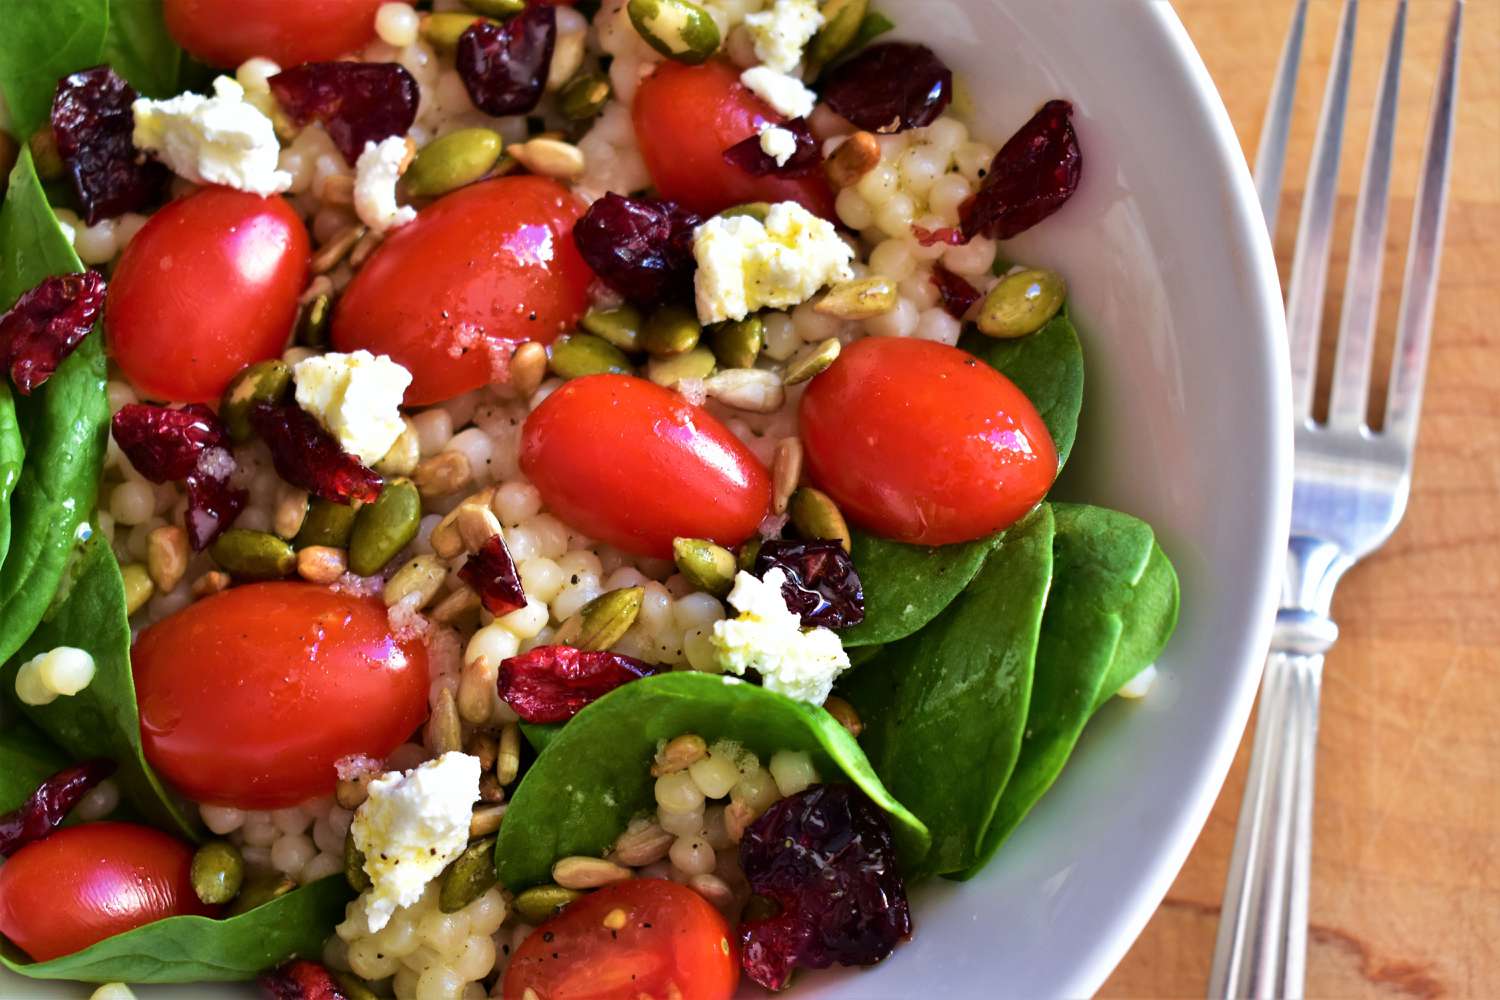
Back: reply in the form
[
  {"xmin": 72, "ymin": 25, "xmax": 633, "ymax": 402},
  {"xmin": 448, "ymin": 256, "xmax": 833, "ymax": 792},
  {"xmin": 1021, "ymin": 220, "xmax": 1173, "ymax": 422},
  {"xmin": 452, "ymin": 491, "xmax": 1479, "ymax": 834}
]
[
  {"xmin": 0, "ymin": 382, "xmax": 22, "ymax": 570},
  {"xmin": 495, "ymin": 672, "xmax": 930, "ymax": 889},
  {"xmin": 851, "ymin": 10, "xmax": 898, "ymax": 51},
  {"xmin": 101, "ymin": 0, "xmax": 187, "ymax": 100},
  {"xmin": 0, "ymin": 875, "xmax": 352, "ymax": 983},
  {"xmin": 3, "ymin": 536, "xmax": 200, "ymax": 841},
  {"xmin": 962, "ymin": 310, "xmax": 1085, "ymax": 469},
  {"xmin": 0, "ymin": 0, "xmax": 108, "ymax": 139},
  {"xmin": 1095, "ymin": 541, "xmax": 1180, "ymax": 708},
  {"xmin": 840, "ymin": 529, "xmax": 999, "ymax": 648},
  {"xmin": 0, "ymin": 715, "xmax": 68, "ymax": 812},
  {"xmin": 840, "ymin": 505, "xmax": 1054, "ymax": 878}
]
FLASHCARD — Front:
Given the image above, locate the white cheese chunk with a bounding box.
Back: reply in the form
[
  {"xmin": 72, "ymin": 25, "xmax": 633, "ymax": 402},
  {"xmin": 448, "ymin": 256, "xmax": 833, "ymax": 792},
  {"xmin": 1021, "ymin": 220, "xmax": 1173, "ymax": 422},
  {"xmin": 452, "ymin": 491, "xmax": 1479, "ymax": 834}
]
[
  {"xmin": 293, "ymin": 350, "xmax": 413, "ymax": 466},
  {"xmin": 354, "ymin": 135, "xmax": 417, "ymax": 235},
  {"xmin": 351, "ymin": 752, "xmax": 481, "ymax": 932},
  {"xmin": 693, "ymin": 201, "xmax": 855, "ymax": 324},
  {"xmin": 744, "ymin": 0, "xmax": 824, "ymax": 73},
  {"xmin": 739, "ymin": 66, "xmax": 817, "ymax": 119},
  {"xmin": 14, "ymin": 647, "xmax": 96, "ymax": 707},
  {"xmin": 132, "ymin": 77, "xmax": 292, "ymax": 195},
  {"xmin": 1116, "ymin": 664, "xmax": 1159, "ymax": 700},
  {"xmin": 758, "ymin": 124, "xmax": 799, "ymax": 167},
  {"xmin": 711, "ymin": 569, "xmax": 851, "ymax": 704}
]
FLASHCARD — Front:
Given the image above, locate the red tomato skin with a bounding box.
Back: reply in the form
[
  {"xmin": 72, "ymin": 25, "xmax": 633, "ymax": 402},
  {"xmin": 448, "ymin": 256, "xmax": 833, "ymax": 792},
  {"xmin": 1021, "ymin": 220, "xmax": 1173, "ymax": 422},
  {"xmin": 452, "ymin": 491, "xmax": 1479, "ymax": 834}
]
[
  {"xmin": 132, "ymin": 583, "xmax": 429, "ymax": 809},
  {"xmin": 0, "ymin": 822, "xmax": 213, "ymax": 962},
  {"xmin": 106, "ymin": 187, "xmax": 309, "ymax": 404},
  {"xmin": 633, "ymin": 61, "xmax": 836, "ymax": 220},
  {"xmin": 520, "ymin": 375, "xmax": 771, "ymax": 558},
  {"xmin": 332, "ymin": 176, "xmax": 593, "ymax": 405},
  {"xmin": 503, "ymin": 879, "xmax": 737, "ymax": 1000},
  {"xmin": 799, "ymin": 337, "xmax": 1059, "ymax": 546},
  {"xmin": 163, "ymin": 0, "xmax": 386, "ymax": 68}
]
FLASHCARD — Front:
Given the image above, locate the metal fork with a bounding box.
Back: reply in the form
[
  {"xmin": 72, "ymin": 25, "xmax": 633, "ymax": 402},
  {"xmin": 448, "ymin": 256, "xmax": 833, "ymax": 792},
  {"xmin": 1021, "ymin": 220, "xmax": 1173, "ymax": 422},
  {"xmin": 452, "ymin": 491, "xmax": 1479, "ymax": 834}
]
[{"xmin": 1207, "ymin": 1, "xmax": 1463, "ymax": 997}]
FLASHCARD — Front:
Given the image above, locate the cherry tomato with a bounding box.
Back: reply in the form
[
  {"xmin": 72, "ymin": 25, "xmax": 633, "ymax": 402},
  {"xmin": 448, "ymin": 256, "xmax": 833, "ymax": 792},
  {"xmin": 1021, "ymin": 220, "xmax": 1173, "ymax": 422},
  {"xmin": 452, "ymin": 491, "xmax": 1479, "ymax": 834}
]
[
  {"xmin": 332, "ymin": 176, "xmax": 592, "ymax": 405},
  {"xmin": 520, "ymin": 375, "xmax": 770, "ymax": 558},
  {"xmin": 799, "ymin": 337, "xmax": 1058, "ymax": 546},
  {"xmin": 106, "ymin": 187, "xmax": 309, "ymax": 404},
  {"xmin": 163, "ymin": 0, "xmax": 387, "ymax": 69},
  {"xmin": 132, "ymin": 583, "xmax": 429, "ymax": 809},
  {"xmin": 633, "ymin": 61, "xmax": 836, "ymax": 220},
  {"xmin": 503, "ymin": 879, "xmax": 738, "ymax": 1000},
  {"xmin": 0, "ymin": 822, "xmax": 212, "ymax": 962}
]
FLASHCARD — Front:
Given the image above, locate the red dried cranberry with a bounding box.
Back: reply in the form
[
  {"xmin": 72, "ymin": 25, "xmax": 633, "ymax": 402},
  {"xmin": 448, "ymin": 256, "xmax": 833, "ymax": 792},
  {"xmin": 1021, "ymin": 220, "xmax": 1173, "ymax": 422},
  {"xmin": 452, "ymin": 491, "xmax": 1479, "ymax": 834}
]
[
  {"xmin": 821, "ymin": 43, "xmax": 952, "ymax": 134},
  {"xmin": 456, "ymin": 7, "xmax": 556, "ymax": 118},
  {"xmin": 930, "ymin": 264, "xmax": 981, "ymax": 320},
  {"xmin": 754, "ymin": 539, "xmax": 865, "ymax": 630},
  {"xmin": 248, "ymin": 402, "xmax": 384, "ymax": 506},
  {"xmin": 739, "ymin": 784, "xmax": 912, "ymax": 990},
  {"xmin": 0, "ymin": 759, "xmax": 116, "ymax": 857},
  {"xmin": 572, "ymin": 194, "xmax": 702, "ymax": 305},
  {"xmin": 910, "ymin": 224, "xmax": 966, "ymax": 248},
  {"xmin": 112, "ymin": 403, "xmax": 245, "ymax": 549},
  {"xmin": 51, "ymin": 66, "xmax": 168, "ymax": 224},
  {"xmin": 259, "ymin": 960, "xmax": 349, "ymax": 1000},
  {"xmin": 457, "ymin": 534, "xmax": 526, "ymax": 616},
  {"xmin": 960, "ymin": 100, "xmax": 1082, "ymax": 241},
  {"xmin": 498, "ymin": 645, "xmax": 657, "ymax": 724},
  {"xmin": 268, "ymin": 63, "xmax": 419, "ymax": 165},
  {"xmin": 184, "ymin": 463, "xmax": 249, "ymax": 552},
  {"xmin": 723, "ymin": 118, "xmax": 821, "ymax": 178},
  {"xmin": 0, "ymin": 271, "xmax": 106, "ymax": 394}
]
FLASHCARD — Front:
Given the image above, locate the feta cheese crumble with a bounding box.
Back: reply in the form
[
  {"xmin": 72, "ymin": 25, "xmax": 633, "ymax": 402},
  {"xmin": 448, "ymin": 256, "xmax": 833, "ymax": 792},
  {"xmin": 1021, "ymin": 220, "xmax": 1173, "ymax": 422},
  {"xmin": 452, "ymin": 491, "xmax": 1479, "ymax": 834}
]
[
  {"xmin": 14, "ymin": 647, "xmax": 96, "ymax": 707},
  {"xmin": 711, "ymin": 569, "xmax": 851, "ymax": 704},
  {"xmin": 744, "ymin": 0, "xmax": 825, "ymax": 73},
  {"xmin": 132, "ymin": 77, "xmax": 292, "ymax": 195},
  {"xmin": 354, "ymin": 135, "xmax": 417, "ymax": 235},
  {"xmin": 693, "ymin": 201, "xmax": 855, "ymax": 324},
  {"xmin": 351, "ymin": 752, "xmax": 481, "ymax": 932},
  {"xmin": 1116, "ymin": 664, "xmax": 1158, "ymax": 700},
  {"xmin": 740, "ymin": 66, "xmax": 817, "ymax": 120},
  {"xmin": 758, "ymin": 123, "xmax": 799, "ymax": 167},
  {"xmin": 293, "ymin": 350, "xmax": 413, "ymax": 465}
]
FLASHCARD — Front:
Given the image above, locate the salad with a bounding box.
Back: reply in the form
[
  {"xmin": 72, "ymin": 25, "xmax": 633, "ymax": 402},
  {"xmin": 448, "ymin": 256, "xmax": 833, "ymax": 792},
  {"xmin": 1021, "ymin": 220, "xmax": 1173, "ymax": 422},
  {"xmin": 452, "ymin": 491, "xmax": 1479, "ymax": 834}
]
[{"xmin": 0, "ymin": 0, "xmax": 1181, "ymax": 998}]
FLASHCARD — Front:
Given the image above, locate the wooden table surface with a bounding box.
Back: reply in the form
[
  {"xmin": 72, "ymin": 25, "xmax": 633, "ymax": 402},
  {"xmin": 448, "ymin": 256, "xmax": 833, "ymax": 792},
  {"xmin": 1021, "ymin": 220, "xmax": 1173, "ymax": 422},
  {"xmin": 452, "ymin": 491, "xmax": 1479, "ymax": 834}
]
[{"xmin": 1100, "ymin": 1, "xmax": 1500, "ymax": 996}]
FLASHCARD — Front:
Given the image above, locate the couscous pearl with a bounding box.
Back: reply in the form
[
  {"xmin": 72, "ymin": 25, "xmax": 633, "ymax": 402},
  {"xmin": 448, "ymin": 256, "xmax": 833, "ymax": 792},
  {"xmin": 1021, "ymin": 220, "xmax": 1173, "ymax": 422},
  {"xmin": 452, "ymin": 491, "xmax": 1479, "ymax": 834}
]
[
  {"xmin": 899, "ymin": 271, "xmax": 941, "ymax": 310},
  {"xmin": 868, "ymin": 238, "xmax": 917, "ymax": 282},
  {"xmin": 637, "ymin": 583, "xmax": 673, "ymax": 632},
  {"xmin": 235, "ymin": 57, "xmax": 282, "ymax": 93},
  {"xmin": 463, "ymin": 888, "xmax": 508, "ymax": 936},
  {"xmin": 301, "ymin": 852, "xmax": 343, "ymax": 884},
  {"xmin": 672, "ymin": 593, "xmax": 724, "ymax": 629},
  {"xmin": 944, "ymin": 235, "xmax": 999, "ymax": 277},
  {"xmin": 376, "ymin": 3, "xmax": 421, "ymax": 48},
  {"xmin": 446, "ymin": 428, "xmax": 494, "ymax": 484},
  {"xmin": 808, "ymin": 103, "xmax": 852, "ymax": 141},
  {"xmin": 688, "ymin": 754, "xmax": 740, "ymax": 799},
  {"xmin": 683, "ymin": 626, "xmax": 719, "ymax": 672},
  {"xmin": 465, "ymin": 623, "xmax": 520, "ymax": 669},
  {"xmin": 75, "ymin": 219, "xmax": 118, "ymax": 264},
  {"xmin": 504, "ymin": 525, "xmax": 539, "ymax": 562},
  {"xmin": 76, "ymin": 779, "xmax": 120, "ymax": 822},
  {"xmin": 899, "ymin": 144, "xmax": 947, "ymax": 199},
  {"xmin": 925, "ymin": 116, "xmax": 969, "ymax": 153},
  {"xmin": 762, "ymin": 312, "xmax": 800, "ymax": 360},
  {"xmin": 557, "ymin": 549, "xmax": 604, "ymax": 580},
  {"xmin": 669, "ymin": 835, "xmax": 716, "ymax": 877},
  {"xmin": 109, "ymin": 481, "xmax": 156, "ymax": 526},
  {"xmin": 413, "ymin": 409, "xmax": 454, "ymax": 456},
  {"xmin": 349, "ymin": 938, "xmax": 400, "ymax": 980},
  {"xmin": 240, "ymin": 845, "xmax": 272, "ymax": 870},
  {"xmin": 702, "ymin": 805, "xmax": 733, "ymax": 850},
  {"xmin": 928, "ymin": 173, "xmax": 973, "ymax": 223},
  {"xmin": 376, "ymin": 914, "xmax": 420, "ymax": 957},
  {"xmin": 865, "ymin": 297, "xmax": 920, "ymax": 338},
  {"xmin": 496, "ymin": 597, "xmax": 549, "ymax": 639},
  {"xmin": 835, "ymin": 188, "xmax": 874, "ymax": 231},
  {"xmin": 730, "ymin": 767, "xmax": 780, "ymax": 812},
  {"xmin": 955, "ymin": 141, "xmax": 996, "ymax": 183},
  {"xmin": 271, "ymin": 833, "xmax": 317, "ymax": 875},
  {"xmin": 856, "ymin": 162, "xmax": 898, "ymax": 205},
  {"xmin": 915, "ymin": 307, "xmax": 964, "ymax": 346},
  {"xmin": 416, "ymin": 966, "xmax": 466, "ymax": 1000},
  {"xmin": 550, "ymin": 575, "xmax": 601, "ymax": 621},
  {"xmin": 417, "ymin": 910, "xmax": 468, "ymax": 953},
  {"xmin": 455, "ymin": 933, "xmax": 498, "ymax": 981},
  {"xmin": 604, "ymin": 566, "xmax": 650, "ymax": 591},
  {"xmin": 312, "ymin": 817, "xmax": 342, "ymax": 855},
  {"xmin": 769, "ymin": 750, "xmax": 819, "ymax": 797},
  {"xmin": 527, "ymin": 514, "xmax": 571, "ymax": 560},
  {"xmin": 655, "ymin": 771, "xmax": 705, "ymax": 814},
  {"xmin": 792, "ymin": 301, "xmax": 842, "ymax": 343},
  {"xmin": 272, "ymin": 807, "xmax": 308, "ymax": 835},
  {"xmin": 876, "ymin": 192, "xmax": 916, "ymax": 239},
  {"xmin": 494, "ymin": 481, "xmax": 542, "ymax": 524},
  {"xmin": 201, "ymin": 804, "xmax": 246, "ymax": 835}
]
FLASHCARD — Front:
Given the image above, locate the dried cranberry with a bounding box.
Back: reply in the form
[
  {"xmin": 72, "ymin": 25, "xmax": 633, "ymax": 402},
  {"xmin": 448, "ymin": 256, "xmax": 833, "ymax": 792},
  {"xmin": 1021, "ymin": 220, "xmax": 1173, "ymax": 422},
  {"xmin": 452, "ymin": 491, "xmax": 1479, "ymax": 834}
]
[
  {"xmin": 910, "ymin": 224, "xmax": 966, "ymax": 248},
  {"xmin": 0, "ymin": 759, "xmax": 116, "ymax": 857},
  {"xmin": 248, "ymin": 402, "xmax": 384, "ymax": 506},
  {"xmin": 498, "ymin": 645, "xmax": 657, "ymax": 724},
  {"xmin": 739, "ymin": 784, "xmax": 911, "ymax": 990},
  {"xmin": 755, "ymin": 539, "xmax": 865, "ymax": 630},
  {"xmin": 185, "ymin": 461, "xmax": 249, "ymax": 552},
  {"xmin": 112, "ymin": 403, "xmax": 245, "ymax": 549},
  {"xmin": 821, "ymin": 43, "xmax": 952, "ymax": 134},
  {"xmin": 723, "ymin": 118, "xmax": 821, "ymax": 178},
  {"xmin": 456, "ymin": 7, "xmax": 556, "ymax": 118},
  {"xmin": 930, "ymin": 264, "xmax": 981, "ymax": 320},
  {"xmin": 268, "ymin": 63, "xmax": 419, "ymax": 165},
  {"xmin": 960, "ymin": 100, "xmax": 1082, "ymax": 241},
  {"xmin": 572, "ymin": 194, "xmax": 702, "ymax": 305},
  {"xmin": 457, "ymin": 534, "xmax": 526, "ymax": 616},
  {"xmin": 0, "ymin": 271, "xmax": 106, "ymax": 394},
  {"xmin": 259, "ymin": 960, "xmax": 349, "ymax": 1000},
  {"xmin": 51, "ymin": 66, "xmax": 168, "ymax": 223}
]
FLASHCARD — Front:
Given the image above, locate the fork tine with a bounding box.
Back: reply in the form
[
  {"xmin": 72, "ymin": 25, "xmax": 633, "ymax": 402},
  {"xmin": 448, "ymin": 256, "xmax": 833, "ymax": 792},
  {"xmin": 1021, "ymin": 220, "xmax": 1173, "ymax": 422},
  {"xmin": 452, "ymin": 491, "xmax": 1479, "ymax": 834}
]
[
  {"xmin": 1325, "ymin": 2, "xmax": 1407, "ymax": 433},
  {"xmin": 1253, "ymin": 0, "xmax": 1310, "ymax": 235},
  {"xmin": 1384, "ymin": 0, "xmax": 1463, "ymax": 447},
  {"xmin": 1284, "ymin": 0, "xmax": 1359, "ymax": 422}
]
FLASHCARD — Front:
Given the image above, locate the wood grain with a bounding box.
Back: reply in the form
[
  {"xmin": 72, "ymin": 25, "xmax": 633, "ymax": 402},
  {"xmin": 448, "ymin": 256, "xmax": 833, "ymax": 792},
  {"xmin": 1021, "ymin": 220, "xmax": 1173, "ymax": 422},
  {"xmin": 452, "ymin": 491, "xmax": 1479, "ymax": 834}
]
[{"xmin": 1100, "ymin": 1, "xmax": 1500, "ymax": 997}]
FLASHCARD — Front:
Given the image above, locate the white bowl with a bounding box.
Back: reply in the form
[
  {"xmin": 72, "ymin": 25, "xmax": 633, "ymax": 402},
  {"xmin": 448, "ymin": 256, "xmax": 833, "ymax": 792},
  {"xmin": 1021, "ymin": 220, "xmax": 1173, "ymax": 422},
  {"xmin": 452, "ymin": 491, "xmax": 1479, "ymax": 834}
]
[{"xmin": 4, "ymin": 1, "xmax": 1290, "ymax": 997}]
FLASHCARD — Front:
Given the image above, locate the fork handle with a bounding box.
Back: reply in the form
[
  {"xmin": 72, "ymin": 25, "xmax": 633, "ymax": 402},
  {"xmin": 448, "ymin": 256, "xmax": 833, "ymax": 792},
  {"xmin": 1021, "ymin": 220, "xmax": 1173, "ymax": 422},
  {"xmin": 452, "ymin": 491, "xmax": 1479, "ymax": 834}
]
[{"xmin": 1208, "ymin": 610, "xmax": 1334, "ymax": 999}]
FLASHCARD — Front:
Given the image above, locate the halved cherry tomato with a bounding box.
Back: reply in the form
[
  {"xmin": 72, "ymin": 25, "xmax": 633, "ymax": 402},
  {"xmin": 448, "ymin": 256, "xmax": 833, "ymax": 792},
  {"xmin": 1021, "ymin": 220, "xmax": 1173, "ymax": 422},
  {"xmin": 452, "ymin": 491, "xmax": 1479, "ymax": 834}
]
[
  {"xmin": 106, "ymin": 187, "xmax": 309, "ymax": 404},
  {"xmin": 520, "ymin": 375, "xmax": 771, "ymax": 558},
  {"xmin": 163, "ymin": 0, "xmax": 387, "ymax": 69},
  {"xmin": 332, "ymin": 176, "xmax": 593, "ymax": 405},
  {"xmin": 132, "ymin": 583, "xmax": 429, "ymax": 809},
  {"xmin": 799, "ymin": 337, "xmax": 1058, "ymax": 546},
  {"xmin": 503, "ymin": 879, "xmax": 738, "ymax": 1000},
  {"xmin": 0, "ymin": 822, "xmax": 212, "ymax": 962},
  {"xmin": 633, "ymin": 61, "xmax": 836, "ymax": 219}
]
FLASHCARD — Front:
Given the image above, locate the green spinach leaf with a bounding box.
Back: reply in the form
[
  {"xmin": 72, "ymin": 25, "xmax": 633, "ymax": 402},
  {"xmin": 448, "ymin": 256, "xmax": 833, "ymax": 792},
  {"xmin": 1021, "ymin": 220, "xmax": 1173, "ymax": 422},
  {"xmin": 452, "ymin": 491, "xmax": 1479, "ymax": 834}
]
[
  {"xmin": 0, "ymin": 876, "xmax": 352, "ymax": 983},
  {"xmin": 101, "ymin": 0, "xmax": 187, "ymax": 100},
  {"xmin": 495, "ymin": 672, "xmax": 930, "ymax": 889},
  {"xmin": 1095, "ymin": 541, "xmax": 1180, "ymax": 708},
  {"xmin": 0, "ymin": 715, "xmax": 68, "ymax": 812},
  {"xmin": 840, "ymin": 505, "xmax": 1054, "ymax": 878},
  {"xmin": 840, "ymin": 530, "xmax": 999, "ymax": 647},
  {"xmin": 0, "ymin": 0, "xmax": 108, "ymax": 139},
  {"xmin": 0, "ymin": 382, "xmax": 22, "ymax": 570},
  {"xmin": 961, "ymin": 310, "xmax": 1085, "ymax": 468}
]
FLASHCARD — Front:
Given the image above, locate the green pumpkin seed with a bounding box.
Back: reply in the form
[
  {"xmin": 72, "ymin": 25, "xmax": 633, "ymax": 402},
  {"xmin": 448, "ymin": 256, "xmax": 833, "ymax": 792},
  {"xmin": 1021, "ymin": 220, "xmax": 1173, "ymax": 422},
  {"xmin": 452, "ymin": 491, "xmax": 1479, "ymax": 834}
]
[
  {"xmin": 190, "ymin": 841, "xmax": 245, "ymax": 905},
  {"xmin": 121, "ymin": 563, "xmax": 154, "ymax": 616},
  {"xmin": 709, "ymin": 316, "xmax": 764, "ymax": 369},
  {"xmin": 404, "ymin": 128, "xmax": 504, "ymax": 198},
  {"xmin": 210, "ymin": 530, "xmax": 296, "ymax": 579},
  {"xmin": 226, "ymin": 872, "xmax": 295, "ymax": 917},
  {"xmin": 344, "ymin": 831, "xmax": 371, "ymax": 893},
  {"xmin": 647, "ymin": 346, "xmax": 716, "ymax": 387},
  {"xmin": 814, "ymin": 277, "xmax": 896, "ymax": 320},
  {"xmin": 549, "ymin": 333, "xmax": 634, "ymax": 379},
  {"xmin": 807, "ymin": 0, "xmax": 869, "ymax": 68},
  {"xmin": 718, "ymin": 202, "xmax": 770, "ymax": 223},
  {"xmin": 559, "ymin": 72, "xmax": 613, "ymax": 121},
  {"xmin": 514, "ymin": 884, "xmax": 585, "ymax": 924},
  {"xmin": 976, "ymin": 268, "xmax": 1067, "ymax": 338},
  {"xmin": 738, "ymin": 537, "xmax": 762, "ymax": 572},
  {"xmin": 348, "ymin": 478, "xmax": 421, "ymax": 576},
  {"xmin": 704, "ymin": 368, "xmax": 784, "ymax": 412},
  {"xmin": 220, "ymin": 360, "xmax": 293, "ymax": 443},
  {"xmin": 295, "ymin": 498, "xmax": 359, "ymax": 549},
  {"xmin": 789, "ymin": 487, "xmax": 851, "ymax": 551},
  {"xmin": 296, "ymin": 292, "xmax": 333, "ymax": 347},
  {"xmin": 641, "ymin": 304, "xmax": 702, "ymax": 356},
  {"xmin": 330, "ymin": 972, "xmax": 382, "ymax": 1000},
  {"xmin": 439, "ymin": 836, "xmax": 499, "ymax": 913},
  {"xmin": 581, "ymin": 304, "xmax": 644, "ymax": 352},
  {"xmin": 673, "ymin": 538, "xmax": 737, "ymax": 596},
  {"xmin": 422, "ymin": 12, "xmax": 493, "ymax": 51},
  {"xmin": 627, "ymin": 0, "xmax": 721, "ymax": 64},
  {"xmin": 464, "ymin": 0, "xmax": 525, "ymax": 15},
  {"xmin": 783, "ymin": 337, "xmax": 842, "ymax": 386},
  {"xmin": 576, "ymin": 587, "xmax": 645, "ymax": 651}
]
